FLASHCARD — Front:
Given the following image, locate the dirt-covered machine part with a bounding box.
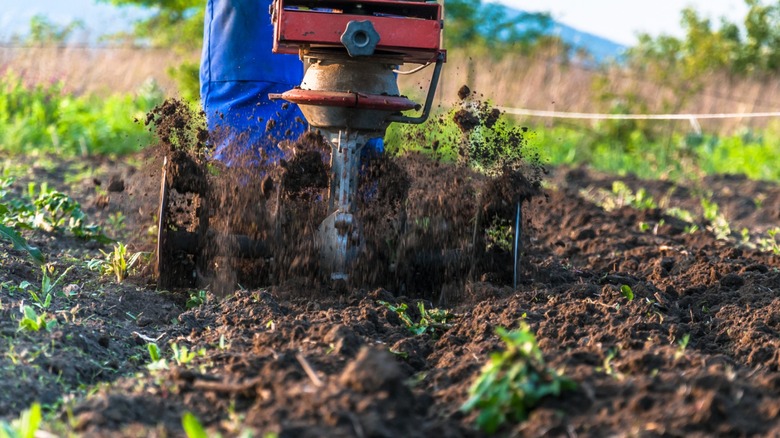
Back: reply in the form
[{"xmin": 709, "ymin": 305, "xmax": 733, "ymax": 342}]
[
  {"xmin": 156, "ymin": 0, "xmax": 446, "ymax": 288},
  {"xmin": 270, "ymin": 0, "xmax": 446, "ymax": 280}
]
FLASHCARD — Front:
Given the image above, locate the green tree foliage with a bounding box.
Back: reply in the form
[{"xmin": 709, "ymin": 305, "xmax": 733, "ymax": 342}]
[
  {"xmin": 98, "ymin": 0, "xmax": 204, "ymax": 51},
  {"xmin": 444, "ymin": 0, "xmax": 553, "ymax": 51},
  {"xmin": 11, "ymin": 14, "xmax": 85, "ymax": 46},
  {"xmin": 629, "ymin": 0, "xmax": 780, "ymax": 76}
]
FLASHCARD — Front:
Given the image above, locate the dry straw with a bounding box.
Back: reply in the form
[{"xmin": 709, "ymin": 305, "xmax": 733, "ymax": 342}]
[{"xmin": 3, "ymin": 45, "xmax": 780, "ymax": 134}]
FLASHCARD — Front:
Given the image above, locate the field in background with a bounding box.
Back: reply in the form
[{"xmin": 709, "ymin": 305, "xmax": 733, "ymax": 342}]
[
  {"xmin": 405, "ymin": 48, "xmax": 780, "ymax": 135},
  {"xmin": 4, "ymin": 45, "xmax": 780, "ymax": 134},
  {"xmin": 0, "ymin": 46, "xmax": 182, "ymax": 96},
  {"xmin": 5, "ymin": 46, "xmax": 780, "ymax": 125},
  {"xmin": 3, "ymin": 45, "xmax": 780, "ymax": 180}
]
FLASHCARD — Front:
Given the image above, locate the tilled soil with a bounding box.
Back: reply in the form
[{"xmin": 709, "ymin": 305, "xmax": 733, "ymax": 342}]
[{"xmin": 2, "ymin": 148, "xmax": 780, "ymax": 436}]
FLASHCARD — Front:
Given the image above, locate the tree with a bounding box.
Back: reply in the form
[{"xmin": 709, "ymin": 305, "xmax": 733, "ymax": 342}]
[
  {"xmin": 628, "ymin": 0, "xmax": 780, "ymax": 76},
  {"xmin": 97, "ymin": 0, "xmax": 204, "ymax": 51},
  {"xmin": 444, "ymin": 0, "xmax": 554, "ymax": 51},
  {"xmin": 20, "ymin": 14, "xmax": 85, "ymax": 46}
]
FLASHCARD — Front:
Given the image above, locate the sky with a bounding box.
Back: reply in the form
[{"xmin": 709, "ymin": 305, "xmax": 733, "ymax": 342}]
[
  {"xmin": 495, "ymin": 0, "xmax": 749, "ymax": 46},
  {"xmin": 0, "ymin": 0, "xmax": 753, "ymax": 46}
]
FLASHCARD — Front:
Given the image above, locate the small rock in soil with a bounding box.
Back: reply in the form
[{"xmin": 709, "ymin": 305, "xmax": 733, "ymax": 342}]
[{"xmin": 339, "ymin": 347, "xmax": 404, "ymax": 393}]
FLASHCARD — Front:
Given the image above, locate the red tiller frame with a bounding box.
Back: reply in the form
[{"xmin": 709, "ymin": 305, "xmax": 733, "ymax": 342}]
[{"xmin": 272, "ymin": 0, "xmax": 446, "ymax": 63}]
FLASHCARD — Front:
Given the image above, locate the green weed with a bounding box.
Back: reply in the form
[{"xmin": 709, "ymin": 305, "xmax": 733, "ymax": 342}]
[
  {"xmin": 0, "ymin": 71, "xmax": 160, "ymax": 156},
  {"xmin": 675, "ymin": 334, "xmax": 691, "ymax": 360},
  {"xmin": 0, "ymin": 403, "xmax": 42, "ymax": 438},
  {"xmin": 182, "ymin": 412, "xmax": 209, "ymax": 438},
  {"xmin": 701, "ymin": 197, "xmax": 731, "ymax": 240},
  {"xmin": 379, "ymin": 300, "xmax": 455, "ymax": 336},
  {"xmin": 620, "ymin": 284, "xmax": 635, "ymax": 301},
  {"xmin": 87, "ymin": 243, "xmax": 145, "ymax": 283},
  {"xmin": 106, "ymin": 211, "xmax": 126, "ymax": 236},
  {"xmin": 146, "ymin": 342, "xmax": 168, "ymax": 371},
  {"xmin": 665, "ymin": 207, "xmax": 695, "ymax": 223},
  {"xmin": 186, "ymin": 290, "xmax": 208, "ymax": 309},
  {"xmin": 18, "ymin": 305, "xmax": 57, "ymax": 332},
  {"xmin": 596, "ymin": 181, "xmax": 657, "ymax": 212},
  {"xmin": 461, "ymin": 325, "xmax": 576, "ymax": 434},
  {"xmin": 0, "ymin": 223, "xmax": 44, "ymax": 265},
  {"xmin": 147, "ymin": 342, "xmax": 205, "ymax": 370},
  {"xmin": 598, "ymin": 347, "xmax": 621, "ymax": 379},
  {"xmin": 21, "ymin": 264, "xmax": 74, "ymax": 310},
  {"xmin": 171, "ymin": 343, "xmax": 199, "ymax": 366},
  {"xmin": 0, "ymin": 177, "xmax": 108, "ymax": 242},
  {"xmin": 758, "ymin": 227, "xmax": 780, "ymax": 255}
]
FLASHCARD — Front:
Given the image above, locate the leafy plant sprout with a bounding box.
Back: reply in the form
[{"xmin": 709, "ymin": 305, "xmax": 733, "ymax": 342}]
[
  {"xmin": 186, "ymin": 290, "xmax": 208, "ymax": 309},
  {"xmin": 675, "ymin": 334, "xmax": 691, "ymax": 360},
  {"xmin": 620, "ymin": 284, "xmax": 635, "ymax": 301},
  {"xmin": 107, "ymin": 211, "xmax": 127, "ymax": 236},
  {"xmin": 378, "ymin": 300, "xmax": 455, "ymax": 337},
  {"xmin": 86, "ymin": 243, "xmax": 145, "ymax": 283},
  {"xmin": 18, "ymin": 305, "xmax": 57, "ymax": 332},
  {"xmin": 758, "ymin": 227, "xmax": 780, "ymax": 255},
  {"xmin": 460, "ymin": 324, "xmax": 576, "ymax": 434},
  {"xmin": 598, "ymin": 347, "xmax": 622, "ymax": 380},
  {"xmin": 0, "ymin": 176, "xmax": 109, "ymax": 242},
  {"xmin": 700, "ymin": 197, "xmax": 731, "ymax": 240}
]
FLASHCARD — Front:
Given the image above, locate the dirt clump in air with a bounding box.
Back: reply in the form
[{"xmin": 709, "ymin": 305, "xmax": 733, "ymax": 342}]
[{"xmin": 457, "ymin": 84, "xmax": 471, "ymax": 100}]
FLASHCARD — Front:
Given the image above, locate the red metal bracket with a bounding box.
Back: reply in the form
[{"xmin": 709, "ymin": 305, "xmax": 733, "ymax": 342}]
[{"xmin": 269, "ymin": 89, "xmax": 419, "ymax": 111}]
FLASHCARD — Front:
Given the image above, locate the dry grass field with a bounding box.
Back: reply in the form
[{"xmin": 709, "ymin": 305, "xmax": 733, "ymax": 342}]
[{"xmin": 4, "ymin": 44, "xmax": 780, "ymax": 135}]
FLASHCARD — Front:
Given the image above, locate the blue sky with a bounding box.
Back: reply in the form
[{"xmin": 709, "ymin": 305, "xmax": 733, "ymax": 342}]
[{"xmin": 0, "ymin": 0, "xmax": 752, "ymax": 46}]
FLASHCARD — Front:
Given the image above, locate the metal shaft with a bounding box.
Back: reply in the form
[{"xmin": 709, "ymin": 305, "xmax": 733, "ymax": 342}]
[
  {"xmin": 513, "ymin": 201, "xmax": 522, "ymax": 289},
  {"xmin": 318, "ymin": 129, "xmax": 369, "ymax": 280}
]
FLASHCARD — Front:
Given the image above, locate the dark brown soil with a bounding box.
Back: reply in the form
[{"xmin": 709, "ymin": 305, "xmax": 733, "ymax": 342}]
[{"xmin": 2, "ymin": 100, "xmax": 780, "ymax": 436}]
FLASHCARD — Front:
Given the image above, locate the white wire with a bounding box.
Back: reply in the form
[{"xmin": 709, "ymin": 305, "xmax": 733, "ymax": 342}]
[
  {"xmin": 392, "ymin": 63, "xmax": 431, "ymax": 75},
  {"xmin": 497, "ymin": 107, "xmax": 780, "ymax": 120}
]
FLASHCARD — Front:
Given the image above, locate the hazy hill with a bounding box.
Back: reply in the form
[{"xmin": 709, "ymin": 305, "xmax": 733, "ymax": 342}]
[{"xmin": 503, "ymin": 7, "xmax": 626, "ymax": 63}]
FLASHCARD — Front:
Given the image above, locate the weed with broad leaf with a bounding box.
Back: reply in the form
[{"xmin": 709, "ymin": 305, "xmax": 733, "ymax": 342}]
[
  {"xmin": 18, "ymin": 304, "xmax": 57, "ymax": 332},
  {"xmin": 379, "ymin": 300, "xmax": 455, "ymax": 336},
  {"xmin": 460, "ymin": 324, "xmax": 576, "ymax": 434}
]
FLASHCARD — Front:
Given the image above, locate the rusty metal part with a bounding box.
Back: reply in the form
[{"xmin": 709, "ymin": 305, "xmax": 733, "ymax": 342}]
[
  {"xmin": 269, "ymin": 89, "xmax": 418, "ymax": 112},
  {"xmin": 156, "ymin": 157, "xmax": 210, "ymax": 289}
]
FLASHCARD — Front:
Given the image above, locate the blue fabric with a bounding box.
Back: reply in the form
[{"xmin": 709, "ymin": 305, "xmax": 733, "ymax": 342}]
[
  {"xmin": 363, "ymin": 137, "xmax": 384, "ymax": 159},
  {"xmin": 201, "ymin": 0, "xmax": 303, "ymax": 83},
  {"xmin": 200, "ymin": 0, "xmax": 386, "ymax": 165},
  {"xmin": 200, "ymin": 0, "xmax": 306, "ymax": 162}
]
